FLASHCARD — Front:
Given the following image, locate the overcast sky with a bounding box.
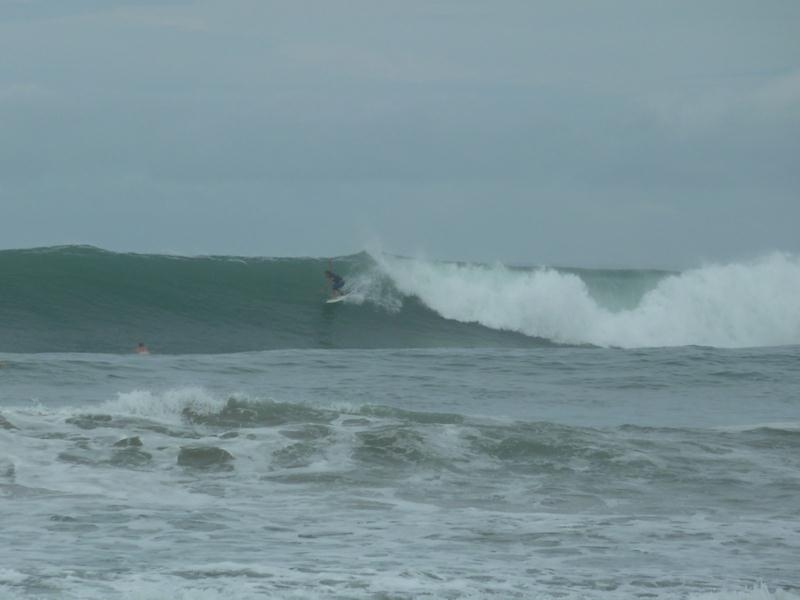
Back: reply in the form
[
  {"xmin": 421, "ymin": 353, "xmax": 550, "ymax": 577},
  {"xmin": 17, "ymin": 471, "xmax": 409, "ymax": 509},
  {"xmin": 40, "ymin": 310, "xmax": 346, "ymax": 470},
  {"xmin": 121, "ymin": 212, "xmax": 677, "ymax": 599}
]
[{"xmin": 1, "ymin": 1, "xmax": 798, "ymax": 267}]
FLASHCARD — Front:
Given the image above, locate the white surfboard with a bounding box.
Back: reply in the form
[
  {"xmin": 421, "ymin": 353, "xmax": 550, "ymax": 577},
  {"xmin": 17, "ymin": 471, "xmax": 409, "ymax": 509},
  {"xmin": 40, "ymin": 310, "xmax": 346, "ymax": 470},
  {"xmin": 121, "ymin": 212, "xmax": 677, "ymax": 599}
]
[{"xmin": 325, "ymin": 294, "xmax": 348, "ymax": 304}]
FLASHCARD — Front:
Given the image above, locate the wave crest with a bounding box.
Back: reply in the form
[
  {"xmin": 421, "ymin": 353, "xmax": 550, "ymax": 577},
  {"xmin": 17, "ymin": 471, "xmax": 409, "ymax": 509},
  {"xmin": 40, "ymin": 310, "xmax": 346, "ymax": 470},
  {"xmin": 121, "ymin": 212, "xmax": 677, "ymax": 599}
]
[{"xmin": 374, "ymin": 252, "xmax": 800, "ymax": 348}]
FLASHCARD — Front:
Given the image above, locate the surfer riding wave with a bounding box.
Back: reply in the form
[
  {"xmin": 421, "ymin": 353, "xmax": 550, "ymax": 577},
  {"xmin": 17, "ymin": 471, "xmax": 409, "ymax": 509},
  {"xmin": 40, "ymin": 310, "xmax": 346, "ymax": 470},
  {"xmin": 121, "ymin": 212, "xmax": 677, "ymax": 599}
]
[{"xmin": 324, "ymin": 262, "xmax": 346, "ymax": 299}]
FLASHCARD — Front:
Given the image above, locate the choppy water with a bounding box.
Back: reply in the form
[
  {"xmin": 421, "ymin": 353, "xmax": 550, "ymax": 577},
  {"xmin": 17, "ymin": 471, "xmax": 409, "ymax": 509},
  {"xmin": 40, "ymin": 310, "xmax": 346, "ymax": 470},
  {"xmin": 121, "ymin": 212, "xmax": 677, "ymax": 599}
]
[
  {"xmin": 2, "ymin": 346, "xmax": 799, "ymax": 599},
  {"xmin": 2, "ymin": 247, "xmax": 800, "ymax": 598}
]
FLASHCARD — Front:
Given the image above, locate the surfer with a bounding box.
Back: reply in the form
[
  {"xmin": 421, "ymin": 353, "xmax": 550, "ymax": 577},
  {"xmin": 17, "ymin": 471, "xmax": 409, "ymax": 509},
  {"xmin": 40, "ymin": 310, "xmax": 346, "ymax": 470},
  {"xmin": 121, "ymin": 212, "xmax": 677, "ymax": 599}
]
[
  {"xmin": 324, "ymin": 264, "xmax": 345, "ymax": 298},
  {"xmin": 135, "ymin": 342, "xmax": 149, "ymax": 355}
]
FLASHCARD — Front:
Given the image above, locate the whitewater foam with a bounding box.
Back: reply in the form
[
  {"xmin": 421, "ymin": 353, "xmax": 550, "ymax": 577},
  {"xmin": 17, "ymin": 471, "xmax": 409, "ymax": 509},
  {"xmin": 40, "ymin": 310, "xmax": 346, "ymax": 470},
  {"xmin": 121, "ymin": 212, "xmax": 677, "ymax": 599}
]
[
  {"xmin": 687, "ymin": 584, "xmax": 800, "ymax": 600},
  {"xmin": 343, "ymin": 266, "xmax": 404, "ymax": 312},
  {"xmin": 101, "ymin": 387, "xmax": 228, "ymax": 422},
  {"xmin": 373, "ymin": 252, "xmax": 800, "ymax": 348}
]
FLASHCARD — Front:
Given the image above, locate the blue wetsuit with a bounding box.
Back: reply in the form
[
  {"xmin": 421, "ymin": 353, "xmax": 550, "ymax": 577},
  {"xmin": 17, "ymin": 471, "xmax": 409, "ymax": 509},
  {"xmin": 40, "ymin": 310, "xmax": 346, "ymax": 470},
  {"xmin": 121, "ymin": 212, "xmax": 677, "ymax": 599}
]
[{"xmin": 330, "ymin": 273, "xmax": 345, "ymax": 291}]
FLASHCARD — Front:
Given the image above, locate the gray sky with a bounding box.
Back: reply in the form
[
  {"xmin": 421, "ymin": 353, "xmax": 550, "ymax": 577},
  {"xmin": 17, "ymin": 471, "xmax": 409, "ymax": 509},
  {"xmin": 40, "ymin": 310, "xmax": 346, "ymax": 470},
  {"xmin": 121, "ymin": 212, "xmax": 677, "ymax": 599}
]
[{"xmin": 1, "ymin": 0, "xmax": 798, "ymax": 268}]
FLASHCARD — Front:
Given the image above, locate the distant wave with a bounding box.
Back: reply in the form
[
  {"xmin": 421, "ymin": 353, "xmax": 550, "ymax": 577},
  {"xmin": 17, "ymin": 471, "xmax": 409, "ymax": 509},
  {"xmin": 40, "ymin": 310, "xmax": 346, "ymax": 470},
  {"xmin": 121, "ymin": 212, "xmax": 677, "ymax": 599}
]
[{"xmin": 1, "ymin": 245, "xmax": 798, "ymax": 352}]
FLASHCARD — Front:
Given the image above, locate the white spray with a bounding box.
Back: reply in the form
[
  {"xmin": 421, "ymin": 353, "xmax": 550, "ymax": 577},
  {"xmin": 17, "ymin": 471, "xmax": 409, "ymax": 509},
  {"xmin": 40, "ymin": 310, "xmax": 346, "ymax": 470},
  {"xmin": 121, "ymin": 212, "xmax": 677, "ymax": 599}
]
[{"xmin": 372, "ymin": 252, "xmax": 800, "ymax": 348}]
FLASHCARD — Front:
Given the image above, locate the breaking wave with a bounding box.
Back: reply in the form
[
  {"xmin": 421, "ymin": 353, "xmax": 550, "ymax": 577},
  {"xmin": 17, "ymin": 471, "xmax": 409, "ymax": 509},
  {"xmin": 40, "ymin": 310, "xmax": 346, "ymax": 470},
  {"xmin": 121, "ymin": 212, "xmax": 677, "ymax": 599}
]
[{"xmin": 1, "ymin": 245, "xmax": 798, "ymax": 352}]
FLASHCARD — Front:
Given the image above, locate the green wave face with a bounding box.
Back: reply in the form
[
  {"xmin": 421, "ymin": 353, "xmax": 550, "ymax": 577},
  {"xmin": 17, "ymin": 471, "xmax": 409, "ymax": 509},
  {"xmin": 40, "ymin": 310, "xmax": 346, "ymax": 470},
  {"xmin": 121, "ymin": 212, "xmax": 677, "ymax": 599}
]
[{"xmin": 0, "ymin": 246, "xmax": 548, "ymax": 353}]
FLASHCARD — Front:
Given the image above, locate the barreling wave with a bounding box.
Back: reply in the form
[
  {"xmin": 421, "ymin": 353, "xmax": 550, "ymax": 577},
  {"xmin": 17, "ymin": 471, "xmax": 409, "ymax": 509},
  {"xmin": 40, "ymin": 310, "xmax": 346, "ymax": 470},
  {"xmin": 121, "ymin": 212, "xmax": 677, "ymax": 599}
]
[{"xmin": 1, "ymin": 245, "xmax": 799, "ymax": 353}]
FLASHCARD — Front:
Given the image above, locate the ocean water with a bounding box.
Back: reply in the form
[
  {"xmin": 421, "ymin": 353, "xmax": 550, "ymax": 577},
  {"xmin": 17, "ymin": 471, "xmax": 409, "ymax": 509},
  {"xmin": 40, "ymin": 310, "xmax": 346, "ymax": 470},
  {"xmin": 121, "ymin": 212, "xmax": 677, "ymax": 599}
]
[{"xmin": 1, "ymin": 247, "xmax": 799, "ymax": 599}]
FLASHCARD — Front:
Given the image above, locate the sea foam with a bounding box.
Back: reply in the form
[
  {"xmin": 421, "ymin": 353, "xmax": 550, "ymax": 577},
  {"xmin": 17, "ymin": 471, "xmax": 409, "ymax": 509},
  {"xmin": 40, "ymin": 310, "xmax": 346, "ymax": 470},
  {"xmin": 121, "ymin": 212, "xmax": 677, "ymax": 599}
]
[
  {"xmin": 101, "ymin": 387, "xmax": 227, "ymax": 422},
  {"xmin": 687, "ymin": 583, "xmax": 800, "ymax": 600},
  {"xmin": 374, "ymin": 252, "xmax": 800, "ymax": 348}
]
